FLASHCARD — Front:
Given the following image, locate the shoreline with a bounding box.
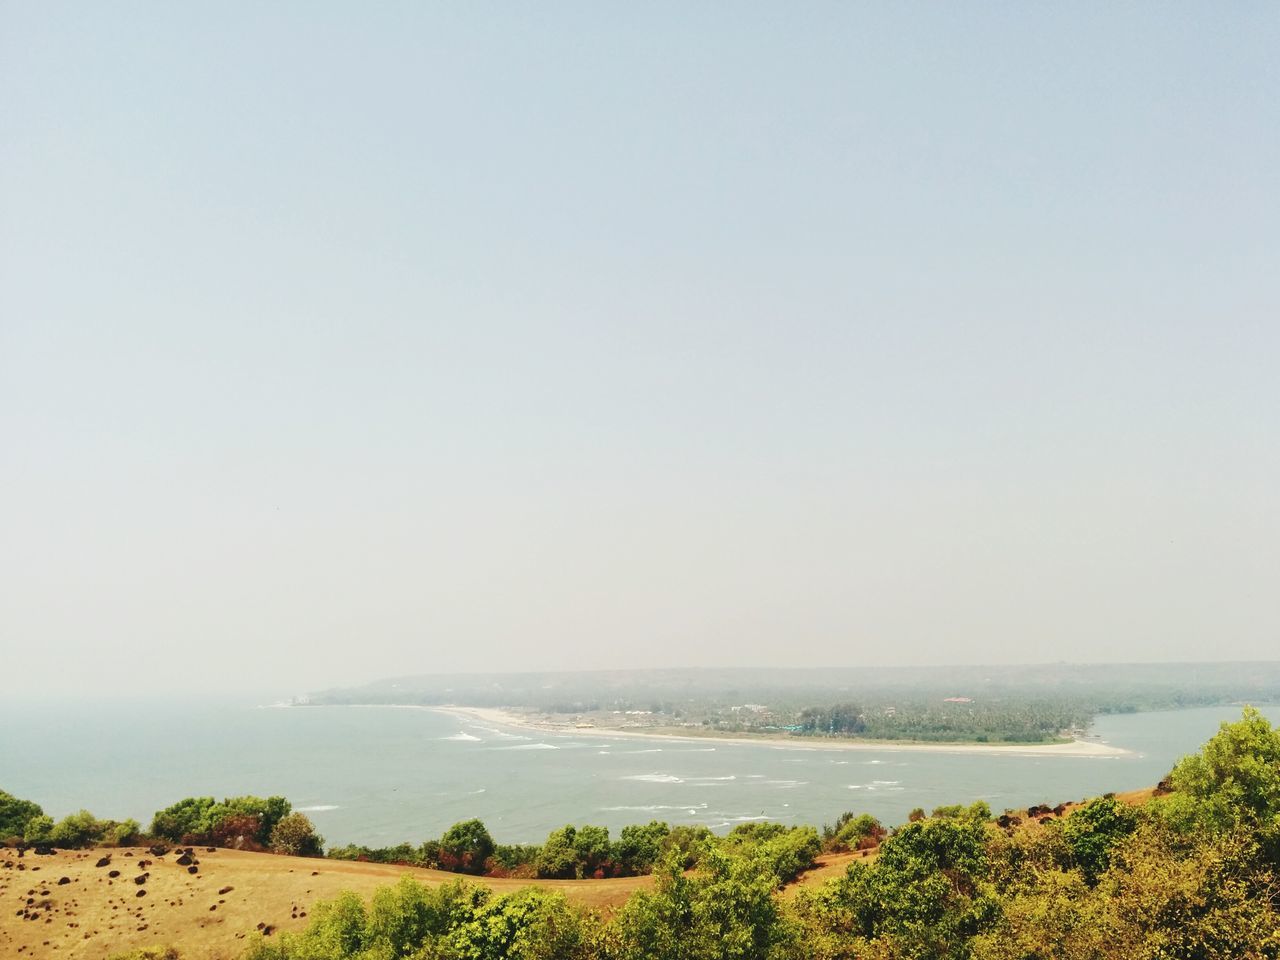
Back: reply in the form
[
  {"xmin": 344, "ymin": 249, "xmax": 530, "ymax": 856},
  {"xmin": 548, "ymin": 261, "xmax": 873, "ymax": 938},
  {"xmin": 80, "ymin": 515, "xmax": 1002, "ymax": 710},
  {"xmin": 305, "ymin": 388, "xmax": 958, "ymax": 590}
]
[{"xmin": 426, "ymin": 704, "xmax": 1131, "ymax": 757}]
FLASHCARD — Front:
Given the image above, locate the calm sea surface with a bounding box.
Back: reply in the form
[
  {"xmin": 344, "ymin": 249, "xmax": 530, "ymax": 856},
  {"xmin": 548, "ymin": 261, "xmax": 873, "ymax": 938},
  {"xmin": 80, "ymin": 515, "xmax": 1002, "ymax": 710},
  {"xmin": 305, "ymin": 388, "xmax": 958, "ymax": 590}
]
[{"xmin": 2, "ymin": 701, "xmax": 1276, "ymax": 847}]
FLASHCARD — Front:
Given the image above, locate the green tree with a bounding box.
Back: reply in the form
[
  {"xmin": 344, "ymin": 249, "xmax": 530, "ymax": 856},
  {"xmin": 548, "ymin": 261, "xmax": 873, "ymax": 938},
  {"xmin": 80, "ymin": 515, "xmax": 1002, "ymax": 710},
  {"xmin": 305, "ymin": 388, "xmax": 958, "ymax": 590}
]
[
  {"xmin": 269, "ymin": 812, "xmax": 324, "ymax": 857},
  {"xmin": 439, "ymin": 818, "xmax": 496, "ymax": 874},
  {"xmin": 611, "ymin": 848, "xmax": 800, "ymax": 960},
  {"xmin": 49, "ymin": 809, "xmax": 108, "ymax": 848},
  {"xmin": 0, "ymin": 789, "xmax": 44, "ymax": 841},
  {"xmin": 150, "ymin": 797, "xmax": 216, "ymax": 842},
  {"xmin": 614, "ymin": 820, "xmax": 671, "ymax": 874},
  {"xmin": 1060, "ymin": 795, "xmax": 1138, "ymax": 883},
  {"xmin": 24, "ymin": 814, "xmax": 54, "ymax": 844},
  {"xmin": 536, "ymin": 824, "xmax": 582, "ymax": 879}
]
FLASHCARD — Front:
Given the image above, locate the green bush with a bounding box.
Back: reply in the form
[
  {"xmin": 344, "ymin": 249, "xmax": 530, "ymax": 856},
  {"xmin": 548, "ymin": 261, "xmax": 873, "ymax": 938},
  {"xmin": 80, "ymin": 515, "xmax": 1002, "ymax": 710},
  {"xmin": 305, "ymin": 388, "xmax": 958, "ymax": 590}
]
[
  {"xmin": 23, "ymin": 814, "xmax": 54, "ymax": 844},
  {"xmin": 50, "ymin": 809, "xmax": 109, "ymax": 848},
  {"xmin": 0, "ymin": 789, "xmax": 44, "ymax": 842},
  {"xmin": 438, "ymin": 818, "xmax": 496, "ymax": 873},
  {"xmin": 269, "ymin": 812, "xmax": 324, "ymax": 856}
]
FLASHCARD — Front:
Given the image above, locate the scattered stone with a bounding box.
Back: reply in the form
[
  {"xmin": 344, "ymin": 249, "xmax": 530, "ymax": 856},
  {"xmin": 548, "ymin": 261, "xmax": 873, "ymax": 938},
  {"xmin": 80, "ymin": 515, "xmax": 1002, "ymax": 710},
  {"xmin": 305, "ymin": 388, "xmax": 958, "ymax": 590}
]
[
  {"xmin": 57, "ymin": 877, "xmax": 71, "ymax": 885},
  {"xmin": 176, "ymin": 854, "xmax": 192, "ymax": 866},
  {"xmin": 218, "ymin": 885, "xmax": 233, "ymax": 894},
  {"xmin": 187, "ymin": 865, "xmax": 198, "ymax": 875},
  {"xmin": 135, "ymin": 889, "xmax": 146, "ymax": 898},
  {"xmin": 108, "ymin": 870, "xmax": 120, "ymax": 878},
  {"xmin": 133, "ymin": 873, "xmax": 149, "ymax": 885},
  {"xmin": 95, "ymin": 856, "xmax": 111, "ymax": 868}
]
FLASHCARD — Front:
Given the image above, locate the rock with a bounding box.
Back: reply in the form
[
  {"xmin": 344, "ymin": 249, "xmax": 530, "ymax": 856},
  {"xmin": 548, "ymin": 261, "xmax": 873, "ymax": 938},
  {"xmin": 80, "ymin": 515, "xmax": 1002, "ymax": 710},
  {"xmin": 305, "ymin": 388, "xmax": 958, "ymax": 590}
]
[
  {"xmin": 95, "ymin": 857, "xmax": 111, "ymax": 868},
  {"xmin": 135, "ymin": 889, "xmax": 146, "ymax": 898},
  {"xmin": 133, "ymin": 873, "xmax": 148, "ymax": 885},
  {"xmin": 107, "ymin": 870, "xmax": 120, "ymax": 878},
  {"xmin": 175, "ymin": 854, "xmax": 192, "ymax": 866},
  {"xmin": 187, "ymin": 865, "xmax": 198, "ymax": 874},
  {"xmin": 57, "ymin": 877, "xmax": 71, "ymax": 885}
]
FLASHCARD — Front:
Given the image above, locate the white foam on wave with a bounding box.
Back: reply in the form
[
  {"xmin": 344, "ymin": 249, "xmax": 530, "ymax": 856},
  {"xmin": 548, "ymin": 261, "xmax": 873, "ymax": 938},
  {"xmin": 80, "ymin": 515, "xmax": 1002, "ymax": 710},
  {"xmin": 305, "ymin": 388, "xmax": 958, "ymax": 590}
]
[
  {"xmin": 871, "ymin": 780, "xmax": 901, "ymax": 786},
  {"xmin": 494, "ymin": 742, "xmax": 559, "ymax": 751},
  {"xmin": 296, "ymin": 804, "xmax": 340, "ymax": 812},
  {"xmin": 476, "ymin": 725, "xmax": 528, "ymax": 740},
  {"xmin": 763, "ymin": 779, "xmax": 808, "ymax": 788},
  {"xmin": 621, "ymin": 748, "xmax": 663, "ymax": 754},
  {"xmin": 623, "ymin": 773, "xmax": 683, "ymax": 783},
  {"xmin": 440, "ymin": 732, "xmax": 481, "ymax": 747},
  {"xmin": 686, "ymin": 775, "xmax": 736, "ymax": 782},
  {"xmin": 602, "ymin": 803, "xmax": 710, "ymax": 812}
]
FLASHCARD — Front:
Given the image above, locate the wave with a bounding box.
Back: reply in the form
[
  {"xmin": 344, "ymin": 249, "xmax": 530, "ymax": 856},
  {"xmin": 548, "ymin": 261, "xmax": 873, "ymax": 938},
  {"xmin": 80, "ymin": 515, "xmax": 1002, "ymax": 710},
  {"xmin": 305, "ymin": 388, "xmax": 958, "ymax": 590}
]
[
  {"xmin": 475, "ymin": 726, "xmax": 528, "ymax": 740},
  {"xmin": 620, "ymin": 748, "xmax": 663, "ymax": 754},
  {"xmin": 763, "ymin": 779, "xmax": 808, "ymax": 788},
  {"xmin": 601, "ymin": 803, "xmax": 710, "ymax": 812},
  {"xmin": 493, "ymin": 742, "xmax": 559, "ymax": 751},
  {"xmin": 686, "ymin": 775, "xmax": 737, "ymax": 782},
  {"xmin": 622, "ymin": 773, "xmax": 683, "ymax": 783},
  {"xmin": 442, "ymin": 731, "xmax": 482, "ymax": 742},
  {"xmin": 296, "ymin": 804, "xmax": 340, "ymax": 812}
]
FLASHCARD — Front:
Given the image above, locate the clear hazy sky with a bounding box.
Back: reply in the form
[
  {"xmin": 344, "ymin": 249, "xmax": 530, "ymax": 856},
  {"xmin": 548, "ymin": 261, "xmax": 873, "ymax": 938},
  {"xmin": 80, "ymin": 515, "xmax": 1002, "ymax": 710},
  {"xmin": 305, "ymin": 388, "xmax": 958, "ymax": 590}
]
[{"xmin": 3, "ymin": 4, "xmax": 1277, "ymax": 697}]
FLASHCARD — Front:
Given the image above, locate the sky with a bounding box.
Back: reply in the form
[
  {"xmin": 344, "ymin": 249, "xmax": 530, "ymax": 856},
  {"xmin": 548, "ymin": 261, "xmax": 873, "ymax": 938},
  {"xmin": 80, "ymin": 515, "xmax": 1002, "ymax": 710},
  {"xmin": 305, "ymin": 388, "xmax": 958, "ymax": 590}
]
[{"xmin": 2, "ymin": 3, "xmax": 1278, "ymax": 697}]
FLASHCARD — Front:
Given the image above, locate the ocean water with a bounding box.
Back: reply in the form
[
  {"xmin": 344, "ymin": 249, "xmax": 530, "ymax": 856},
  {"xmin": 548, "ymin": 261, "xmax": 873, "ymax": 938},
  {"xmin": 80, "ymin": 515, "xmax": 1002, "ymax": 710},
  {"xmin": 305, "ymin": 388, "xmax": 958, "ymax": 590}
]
[{"xmin": 1, "ymin": 700, "xmax": 1275, "ymax": 847}]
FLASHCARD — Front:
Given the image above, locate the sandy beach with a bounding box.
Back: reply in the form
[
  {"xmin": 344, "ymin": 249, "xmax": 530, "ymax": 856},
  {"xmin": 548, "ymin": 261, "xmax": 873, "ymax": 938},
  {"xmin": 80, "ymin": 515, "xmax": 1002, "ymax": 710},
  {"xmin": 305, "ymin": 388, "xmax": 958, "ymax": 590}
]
[{"xmin": 429, "ymin": 705, "xmax": 1131, "ymax": 757}]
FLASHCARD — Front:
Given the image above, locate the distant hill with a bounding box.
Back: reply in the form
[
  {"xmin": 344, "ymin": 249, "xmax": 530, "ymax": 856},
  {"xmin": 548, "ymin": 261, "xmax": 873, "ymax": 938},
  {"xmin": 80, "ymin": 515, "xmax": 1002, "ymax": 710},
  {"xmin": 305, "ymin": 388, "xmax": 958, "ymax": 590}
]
[{"xmin": 307, "ymin": 661, "xmax": 1280, "ymax": 714}]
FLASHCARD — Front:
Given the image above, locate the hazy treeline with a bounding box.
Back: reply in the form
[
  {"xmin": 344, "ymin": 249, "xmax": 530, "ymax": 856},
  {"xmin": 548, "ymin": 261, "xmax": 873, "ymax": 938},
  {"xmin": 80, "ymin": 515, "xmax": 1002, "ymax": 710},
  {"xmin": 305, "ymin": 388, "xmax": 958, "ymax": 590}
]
[{"xmin": 308, "ymin": 663, "xmax": 1280, "ymax": 744}]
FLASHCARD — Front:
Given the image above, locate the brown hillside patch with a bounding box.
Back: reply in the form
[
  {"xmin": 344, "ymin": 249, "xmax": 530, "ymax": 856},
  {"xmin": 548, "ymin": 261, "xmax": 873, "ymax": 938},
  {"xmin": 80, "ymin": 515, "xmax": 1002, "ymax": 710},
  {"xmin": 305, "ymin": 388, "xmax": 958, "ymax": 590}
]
[{"xmin": 0, "ymin": 846, "xmax": 653, "ymax": 960}]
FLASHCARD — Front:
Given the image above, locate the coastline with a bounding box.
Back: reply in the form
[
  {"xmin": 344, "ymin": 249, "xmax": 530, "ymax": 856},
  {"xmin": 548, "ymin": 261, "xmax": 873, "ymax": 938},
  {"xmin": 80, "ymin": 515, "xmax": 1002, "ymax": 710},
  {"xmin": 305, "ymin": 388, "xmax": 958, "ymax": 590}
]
[{"xmin": 427, "ymin": 705, "xmax": 1131, "ymax": 757}]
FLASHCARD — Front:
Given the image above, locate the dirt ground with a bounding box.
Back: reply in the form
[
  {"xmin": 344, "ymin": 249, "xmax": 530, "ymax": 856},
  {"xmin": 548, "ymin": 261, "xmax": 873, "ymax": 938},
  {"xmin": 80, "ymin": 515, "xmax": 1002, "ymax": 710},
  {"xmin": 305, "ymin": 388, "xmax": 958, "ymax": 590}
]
[{"xmin": 0, "ymin": 846, "xmax": 654, "ymax": 960}]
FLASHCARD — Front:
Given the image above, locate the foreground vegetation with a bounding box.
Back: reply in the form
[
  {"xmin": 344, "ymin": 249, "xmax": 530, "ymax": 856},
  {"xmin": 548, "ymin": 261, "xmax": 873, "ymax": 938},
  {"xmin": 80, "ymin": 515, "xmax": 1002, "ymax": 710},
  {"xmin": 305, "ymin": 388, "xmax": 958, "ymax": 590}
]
[
  {"xmin": 235, "ymin": 702, "xmax": 1280, "ymax": 960},
  {"xmin": 12, "ymin": 705, "xmax": 1280, "ymax": 957}
]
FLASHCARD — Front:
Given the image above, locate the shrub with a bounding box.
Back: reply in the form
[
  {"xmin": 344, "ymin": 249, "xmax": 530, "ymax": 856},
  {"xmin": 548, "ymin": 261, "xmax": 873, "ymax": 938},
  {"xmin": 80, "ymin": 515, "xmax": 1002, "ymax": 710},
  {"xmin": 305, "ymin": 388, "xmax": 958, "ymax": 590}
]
[
  {"xmin": 438, "ymin": 819, "xmax": 495, "ymax": 874},
  {"xmin": 24, "ymin": 814, "xmax": 54, "ymax": 844},
  {"xmin": 614, "ymin": 820, "xmax": 672, "ymax": 874},
  {"xmin": 825, "ymin": 812, "xmax": 886, "ymax": 852},
  {"xmin": 209, "ymin": 814, "xmax": 264, "ymax": 850},
  {"xmin": 0, "ymin": 789, "xmax": 44, "ymax": 842},
  {"xmin": 107, "ymin": 819, "xmax": 142, "ymax": 846},
  {"xmin": 268, "ymin": 812, "xmax": 324, "ymax": 857},
  {"xmin": 50, "ymin": 809, "xmax": 109, "ymax": 848},
  {"xmin": 150, "ymin": 797, "xmax": 216, "ymax": 842}
]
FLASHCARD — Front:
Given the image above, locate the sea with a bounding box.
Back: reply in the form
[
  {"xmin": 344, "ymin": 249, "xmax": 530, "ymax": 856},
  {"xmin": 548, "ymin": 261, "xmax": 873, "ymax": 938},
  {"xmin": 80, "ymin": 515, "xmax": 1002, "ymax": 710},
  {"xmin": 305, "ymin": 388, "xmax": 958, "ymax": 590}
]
[{"xmin": 2, "ymin": 700, "xmax": 1276, "ymax": 848}]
